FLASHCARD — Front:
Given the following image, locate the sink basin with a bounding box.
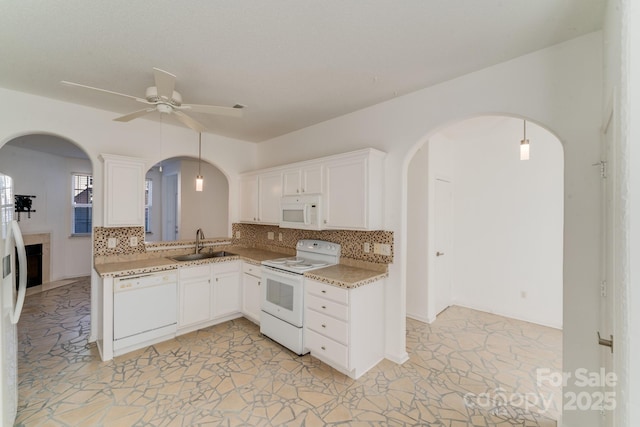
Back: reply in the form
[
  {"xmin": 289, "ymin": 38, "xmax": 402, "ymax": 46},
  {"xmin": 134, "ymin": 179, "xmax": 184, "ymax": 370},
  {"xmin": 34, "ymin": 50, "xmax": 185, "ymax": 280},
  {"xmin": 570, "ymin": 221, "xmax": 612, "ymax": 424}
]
[{"xmin": 171, "ymin": 251, "xmax": 236, "ymax": 262}]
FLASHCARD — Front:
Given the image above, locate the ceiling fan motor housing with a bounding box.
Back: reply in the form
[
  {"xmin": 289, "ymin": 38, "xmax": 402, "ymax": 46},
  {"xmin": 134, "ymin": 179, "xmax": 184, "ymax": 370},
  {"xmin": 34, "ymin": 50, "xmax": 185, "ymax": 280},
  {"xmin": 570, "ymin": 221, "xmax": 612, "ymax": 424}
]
[{"xmin": 145, "ymin": 86, "xmax": 182, "ymax": 107}]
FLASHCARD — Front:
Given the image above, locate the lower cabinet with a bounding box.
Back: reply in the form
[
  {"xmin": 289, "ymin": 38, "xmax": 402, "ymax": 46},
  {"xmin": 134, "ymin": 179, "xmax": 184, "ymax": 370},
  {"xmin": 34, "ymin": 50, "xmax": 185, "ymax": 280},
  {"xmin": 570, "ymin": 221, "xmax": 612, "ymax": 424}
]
[
  {"xmin": 179, "ymin": 265, "xmax": 212, "ymax": 328},
  {"xmin": 177, "ymin": 261, "xmax": 241, "ymax": 334},
  {"xmin": 304, "ymin": 277, "xmax": 384, "ymax": 379},
  {"xmin": 242, "ymin": 262, "xmax": 262, "ymax": 324}
]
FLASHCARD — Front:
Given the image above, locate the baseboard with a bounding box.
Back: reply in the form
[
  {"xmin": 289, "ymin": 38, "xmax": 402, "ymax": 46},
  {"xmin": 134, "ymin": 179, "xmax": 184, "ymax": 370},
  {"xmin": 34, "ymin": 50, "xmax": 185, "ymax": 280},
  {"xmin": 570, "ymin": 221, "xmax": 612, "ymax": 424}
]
[
  {"xmin": 385, "ymin": 351, "xmax": 409, "ymax": 365},
  {"xmin": 452, "ymin": 303, "xmax": 563, "ymax": 330}
]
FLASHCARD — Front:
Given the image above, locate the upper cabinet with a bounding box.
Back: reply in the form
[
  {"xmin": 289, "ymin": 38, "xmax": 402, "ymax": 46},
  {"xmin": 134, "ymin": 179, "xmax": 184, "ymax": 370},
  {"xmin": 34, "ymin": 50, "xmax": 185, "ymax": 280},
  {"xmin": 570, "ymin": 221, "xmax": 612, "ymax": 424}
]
[
  {"xmin": 239, "ymin": 149, "xmax": 385, "ymax": 231},
  {"xmin": 239, "ymin": 171, "xmax": 282, "ymax": 224},
  {"xmin": 323, "ymin": 149, "xmax": 385, "ymax": 230},
  {"xmin": 100, "ymin": 154, "xmax": 145, "ymax": 227},
  {"xmin": 282, "ymin": 164, "xmax": 323, "ymax": 196}
]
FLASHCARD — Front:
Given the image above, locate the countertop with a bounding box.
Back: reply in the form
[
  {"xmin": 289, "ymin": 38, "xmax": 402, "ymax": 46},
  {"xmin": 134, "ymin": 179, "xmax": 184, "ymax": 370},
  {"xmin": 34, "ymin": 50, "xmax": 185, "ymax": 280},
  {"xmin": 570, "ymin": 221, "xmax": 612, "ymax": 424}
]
[{"xmin": 95, "ymin": 246, "xmax": 387, "ymax": 288}]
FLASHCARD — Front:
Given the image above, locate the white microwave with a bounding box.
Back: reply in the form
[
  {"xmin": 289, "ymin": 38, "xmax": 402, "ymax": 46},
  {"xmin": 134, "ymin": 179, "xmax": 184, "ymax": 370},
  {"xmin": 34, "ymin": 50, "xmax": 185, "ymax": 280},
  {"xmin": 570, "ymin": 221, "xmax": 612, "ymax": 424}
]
[{"xmin": 280, "ymin": 194, "xmax": 322, "ymax": 230}]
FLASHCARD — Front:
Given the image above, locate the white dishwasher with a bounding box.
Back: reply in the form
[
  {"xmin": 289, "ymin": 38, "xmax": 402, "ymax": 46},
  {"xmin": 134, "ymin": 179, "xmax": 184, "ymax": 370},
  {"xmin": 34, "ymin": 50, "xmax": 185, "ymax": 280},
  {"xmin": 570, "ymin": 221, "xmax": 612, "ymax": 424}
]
[{"xmin": 113, "ymin": 271, "xmax": 177, "ymax": 354}]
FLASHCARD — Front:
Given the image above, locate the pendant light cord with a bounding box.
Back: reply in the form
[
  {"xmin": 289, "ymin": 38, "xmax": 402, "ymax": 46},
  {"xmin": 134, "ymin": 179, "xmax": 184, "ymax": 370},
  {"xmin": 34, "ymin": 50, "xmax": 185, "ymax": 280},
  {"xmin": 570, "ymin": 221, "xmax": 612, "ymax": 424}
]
[{"xmin": 198, "ymin": 132, "xmax": 202, "ymax": 175}]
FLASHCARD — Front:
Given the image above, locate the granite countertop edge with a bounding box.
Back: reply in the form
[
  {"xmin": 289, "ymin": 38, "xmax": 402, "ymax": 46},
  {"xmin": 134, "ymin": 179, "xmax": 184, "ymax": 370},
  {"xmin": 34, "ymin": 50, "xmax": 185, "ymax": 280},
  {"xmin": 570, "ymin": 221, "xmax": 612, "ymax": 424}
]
[{"xmin": 94, "ymin": 248, "xmax": 386, "ymax": 288}]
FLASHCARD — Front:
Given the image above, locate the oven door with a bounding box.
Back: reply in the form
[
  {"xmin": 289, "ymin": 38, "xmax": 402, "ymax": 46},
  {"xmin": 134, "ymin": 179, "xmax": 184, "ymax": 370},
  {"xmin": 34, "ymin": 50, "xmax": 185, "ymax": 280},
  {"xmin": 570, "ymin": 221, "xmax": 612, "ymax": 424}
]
[{"xmin": 261, "ymin": 266, "xmax": 304, "ymax": 327}]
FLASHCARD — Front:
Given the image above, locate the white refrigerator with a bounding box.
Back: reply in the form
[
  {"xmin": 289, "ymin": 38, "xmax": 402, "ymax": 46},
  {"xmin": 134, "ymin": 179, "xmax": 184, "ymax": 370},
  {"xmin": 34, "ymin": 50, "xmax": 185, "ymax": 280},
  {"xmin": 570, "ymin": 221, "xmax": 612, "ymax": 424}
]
[{"xmin": 0, "ymin": 172, "xmax": 27, "ymax": 426}]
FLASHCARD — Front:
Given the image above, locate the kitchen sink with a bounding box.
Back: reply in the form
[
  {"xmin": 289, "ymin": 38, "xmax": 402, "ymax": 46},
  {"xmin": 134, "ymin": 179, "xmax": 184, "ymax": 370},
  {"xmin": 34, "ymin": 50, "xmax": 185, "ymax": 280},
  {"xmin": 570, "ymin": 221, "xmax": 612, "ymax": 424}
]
[{"xmin": 171, "ymin": 251, "xmax": 236, "ymax": 262}]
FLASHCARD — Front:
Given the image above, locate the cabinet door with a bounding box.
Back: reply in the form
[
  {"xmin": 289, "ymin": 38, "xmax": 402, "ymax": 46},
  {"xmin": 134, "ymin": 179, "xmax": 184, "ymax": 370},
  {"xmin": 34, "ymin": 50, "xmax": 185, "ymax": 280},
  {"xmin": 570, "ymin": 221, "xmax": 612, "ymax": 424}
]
[
  {"xmin": 282, "ymin": 169, "xmax": 302, "ymax": 196},
  {"xmin": 101, "ymin": 154, "xmax": 145, "ymax": 227},
  {"xmin": 258, "ymin": 172, "xmax": 282, "ymax": 223},
  {"xmin": 213, "ymin": 271, "xmax": 241, "ymax": 318},
  {"xmin": 239, "ymin": 175, "xmax": 258, "ymax": 222},
  {"xmin": 179, "ymin": 277, "xmax": 211, "ymax": 327},
  {"xmin": 242, "ymin": 273, "xmax": 262, "ymax": 324},
  {"xmin": 302, "ymin": 164, "xmax": 323, "ymax": 194},
  {"xmin": 324, "ymin": 157, "xmax": 367, "ymax": 229}
]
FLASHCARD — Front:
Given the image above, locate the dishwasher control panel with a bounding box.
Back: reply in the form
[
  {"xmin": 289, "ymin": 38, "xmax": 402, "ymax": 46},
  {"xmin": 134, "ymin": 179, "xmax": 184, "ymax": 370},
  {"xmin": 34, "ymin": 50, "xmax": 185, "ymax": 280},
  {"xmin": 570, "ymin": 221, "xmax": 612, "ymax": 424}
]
[{"xmin": 114, "ymin": 272, "xmax": 177, "ymax": 292}]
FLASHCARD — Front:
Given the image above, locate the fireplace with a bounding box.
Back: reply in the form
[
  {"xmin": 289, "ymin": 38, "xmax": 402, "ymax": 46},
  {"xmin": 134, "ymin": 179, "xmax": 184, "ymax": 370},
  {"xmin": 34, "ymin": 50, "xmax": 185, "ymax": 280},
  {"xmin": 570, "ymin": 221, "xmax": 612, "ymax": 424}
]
[{"xmin": 16, "ymin": 243, "xmax": 43, "ymax": 288}]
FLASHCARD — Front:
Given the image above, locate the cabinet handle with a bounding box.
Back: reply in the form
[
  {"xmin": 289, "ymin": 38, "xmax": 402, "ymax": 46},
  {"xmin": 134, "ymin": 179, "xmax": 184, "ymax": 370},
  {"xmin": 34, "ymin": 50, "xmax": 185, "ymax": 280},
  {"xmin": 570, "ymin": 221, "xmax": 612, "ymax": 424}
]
[
  {"xmin": 216, "ymin": 278, "xmax": 219, "ymax": 282},
  {"xmin": 321, "ymin": 324, "xmax": 326, "ymax": 328},
  {"xmin": 324, "ymin": 220, "xmax": 328, "ymax": 224},
  {"xmin": 321, "ymin": 346, "xmax": 326, "ymax": 351},
  {"xmin": 321, "ymin": 305, "xmax": 326, "ymax": 309},
  {"xmin": 258, "ymin": 281, "xmax": 261, "ymax": 286},
  {"xmin": 321, "ymin": 290, "xmax": 326, "ymax": 294},
  {"xmin": 296, "ymin": 189, "xmax": 300, "ymax": 193}
]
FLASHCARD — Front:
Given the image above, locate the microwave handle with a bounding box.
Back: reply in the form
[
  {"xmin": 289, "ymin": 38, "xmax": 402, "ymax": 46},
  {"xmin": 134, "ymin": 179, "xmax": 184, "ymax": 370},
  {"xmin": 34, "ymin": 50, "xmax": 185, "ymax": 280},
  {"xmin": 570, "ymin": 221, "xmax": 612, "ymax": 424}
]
[{"xmin": 304, "ymin": 204, "xmax": 311, "ymax": 225}]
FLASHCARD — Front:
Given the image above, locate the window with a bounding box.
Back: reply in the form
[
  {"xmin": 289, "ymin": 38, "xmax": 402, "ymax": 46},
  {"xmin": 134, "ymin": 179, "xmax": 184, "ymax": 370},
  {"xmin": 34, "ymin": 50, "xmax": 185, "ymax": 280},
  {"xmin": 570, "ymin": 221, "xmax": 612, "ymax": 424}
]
[
  {"xmin": 145, "ymin": 179, "xmax": 152, "ymax": 232},
  {"xmin": 72, "ymin": 174, "xmax": 92, "ymax": 234}
]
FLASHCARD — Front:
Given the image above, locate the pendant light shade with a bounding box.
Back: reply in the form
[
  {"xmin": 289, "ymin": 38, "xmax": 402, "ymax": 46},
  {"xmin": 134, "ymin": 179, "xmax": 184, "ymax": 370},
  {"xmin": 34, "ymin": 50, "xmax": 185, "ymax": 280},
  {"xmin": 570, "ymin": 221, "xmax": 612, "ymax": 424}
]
[
  {"xmin": 520, "ymin": 120, "xmax": 530, "ymax": 161},
  {"xmin": 196, "ymin": 132, "xmax": 204, "ymax": 191}
]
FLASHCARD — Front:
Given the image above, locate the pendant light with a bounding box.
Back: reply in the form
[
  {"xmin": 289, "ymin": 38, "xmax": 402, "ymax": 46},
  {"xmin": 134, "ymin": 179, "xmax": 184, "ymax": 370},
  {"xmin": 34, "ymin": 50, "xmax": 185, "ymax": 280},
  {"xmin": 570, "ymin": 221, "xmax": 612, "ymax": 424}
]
[
  {"xmin": 520, "ymin": 120, "xmax": 530, "ymax": 161},
  {"xmin": 195, "ymin": 132, "xmax": 204, "ymax": 191}
]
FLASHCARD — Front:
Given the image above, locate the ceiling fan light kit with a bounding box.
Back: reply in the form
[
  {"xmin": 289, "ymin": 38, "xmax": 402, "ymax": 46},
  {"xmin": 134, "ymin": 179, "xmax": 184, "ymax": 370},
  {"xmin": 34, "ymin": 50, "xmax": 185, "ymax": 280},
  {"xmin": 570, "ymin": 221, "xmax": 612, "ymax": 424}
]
[{"xmin": 61, "ymin": 67, "xmax": 243, "ymax": 132}]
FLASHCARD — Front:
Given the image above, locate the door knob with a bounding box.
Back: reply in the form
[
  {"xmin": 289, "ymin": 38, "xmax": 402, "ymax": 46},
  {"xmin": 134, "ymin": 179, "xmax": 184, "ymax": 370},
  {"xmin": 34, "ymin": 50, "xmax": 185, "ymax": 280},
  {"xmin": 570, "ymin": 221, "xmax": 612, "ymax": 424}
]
[{"xmin": 436, "ymin": 252, "xmax": 445, "ymax": 256}]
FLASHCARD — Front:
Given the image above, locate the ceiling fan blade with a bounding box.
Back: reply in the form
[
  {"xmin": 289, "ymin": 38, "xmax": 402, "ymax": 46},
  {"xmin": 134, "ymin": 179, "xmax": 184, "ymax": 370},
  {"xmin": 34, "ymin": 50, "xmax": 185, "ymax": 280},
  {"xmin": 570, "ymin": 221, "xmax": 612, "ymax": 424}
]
[
  {"xmin": 61, "ymin": 81, "xmax": 149, "ymax": 104},
  {"xmin": 179, "ymin": 103, "xmax": 244, "ymax": 118},
  {"xmin": 173, "ymin": 110, "xmax": 207, "ymax": 132},
  {"xmin": 153, "ymin": 68, "xmax": 176, "ymax": 101},
  {"xmin": 114, "ymin": 108, "xmax": 157, "ymax": 122}
]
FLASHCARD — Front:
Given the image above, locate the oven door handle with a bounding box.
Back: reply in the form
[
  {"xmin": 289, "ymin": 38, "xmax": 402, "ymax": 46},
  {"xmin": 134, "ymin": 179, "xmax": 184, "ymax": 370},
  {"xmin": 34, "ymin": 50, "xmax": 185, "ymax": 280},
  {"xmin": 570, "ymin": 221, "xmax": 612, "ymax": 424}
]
[{"xmin": 262, "ymin": 266, "xmax": 303, "ymax": 280}]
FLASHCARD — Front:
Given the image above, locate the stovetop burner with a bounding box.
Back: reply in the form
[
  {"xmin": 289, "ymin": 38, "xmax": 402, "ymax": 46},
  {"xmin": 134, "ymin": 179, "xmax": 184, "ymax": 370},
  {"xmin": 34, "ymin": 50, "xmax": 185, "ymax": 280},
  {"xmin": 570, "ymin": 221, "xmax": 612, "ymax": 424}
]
[{"xmin": 261, "ymin": 240, "xmax": 341, "ymax": 274}]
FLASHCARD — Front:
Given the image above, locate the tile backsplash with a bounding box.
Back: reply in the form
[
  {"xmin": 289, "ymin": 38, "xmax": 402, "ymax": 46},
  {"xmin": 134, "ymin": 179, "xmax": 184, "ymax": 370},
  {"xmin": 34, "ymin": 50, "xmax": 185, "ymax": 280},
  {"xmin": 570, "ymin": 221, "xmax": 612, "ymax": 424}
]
[
  {"xmin": 94, "ymin": 226, "xmax": 146, "ymax": 256},
  {"xmin": 93, "ymin": 224, "xmax": 394, "ymax": 265},
  {"xmin": 232, "ymin": 223, "xmax": 394, "ymax": 264}
]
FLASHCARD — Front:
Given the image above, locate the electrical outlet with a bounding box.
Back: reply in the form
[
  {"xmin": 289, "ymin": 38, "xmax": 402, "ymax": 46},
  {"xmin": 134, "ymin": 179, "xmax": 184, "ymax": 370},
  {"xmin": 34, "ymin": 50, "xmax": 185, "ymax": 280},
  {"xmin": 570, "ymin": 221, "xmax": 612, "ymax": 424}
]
[
  {"xmin": 278, "ymin": 233, "xmax": 283, "ymax": 242},
  {"xmin": 267, "ymin": 232, "xmax": 274, "ymax": 240},
  {"xmin": 363, "ymin": 242, "xmax": 370, "ymax": 253},
  {"xmin": 129, "ymin": 236, "xmax": 138, "ymax": 247},
  {"xmin": 373, "ymin": 243, "xmax": 391, "ymax": 256},
  {"xmin": 107, "ymin": 238, "xmax": 117, "ymax": 248},
  {"xmin": 235, "ymin": 231, "xmax": 241, "ymax": 239}
]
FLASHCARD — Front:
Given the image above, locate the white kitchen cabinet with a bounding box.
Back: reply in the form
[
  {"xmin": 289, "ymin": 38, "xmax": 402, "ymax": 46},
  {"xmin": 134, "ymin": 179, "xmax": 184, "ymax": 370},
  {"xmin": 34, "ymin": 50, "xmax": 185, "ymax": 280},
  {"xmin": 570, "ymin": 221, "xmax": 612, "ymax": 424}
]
[
  {"xmin": 178, "ymin": 265, "xmax": 212, "ymax": 328},
  {"xmin": 323, "ymin": 149, "xmax": 385, "ymax": 230},
  {"xmin": 304, "ymin": 277, "xmax": 384, "ymax": 379},
  {"xmin": 282, "ymin": 164, "xmax": 323, "ymax": 196},
  {"xmin": 99, "ymin": 154, "xmax": 146, "ymax": 227},
  {"xmin": 212, "ymin": 261, "xmax": 241, "ymax": 318},
  {"xmin": 242, "ymin": 262, "xmax": 262, "ymax": 324},
  {"xmin": 239, "ymin": 172, "xmax": 282, "ymax": 224}
]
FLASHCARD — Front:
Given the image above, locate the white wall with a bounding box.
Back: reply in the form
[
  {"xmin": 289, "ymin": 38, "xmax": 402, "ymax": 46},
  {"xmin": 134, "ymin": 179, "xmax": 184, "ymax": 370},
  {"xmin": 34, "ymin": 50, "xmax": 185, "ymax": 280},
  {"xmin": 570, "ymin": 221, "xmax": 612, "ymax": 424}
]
[
  {"xmin": 0, "ymin": 143, "xmax": 92, "ymax": 280},
  {"xmin": 448, "ymin": 117, "xmax": 563, "ymax": 328},
  {"xmin": 178, "ymin": 159, "xmax": 229, "ymax": 239},
  {"xmin": 256, "ymin": 33, "xmax": 603, "ymax": 425},
  {"xmin": 406, "ymin": 145, "xmax": 429, "ymax": 322}
]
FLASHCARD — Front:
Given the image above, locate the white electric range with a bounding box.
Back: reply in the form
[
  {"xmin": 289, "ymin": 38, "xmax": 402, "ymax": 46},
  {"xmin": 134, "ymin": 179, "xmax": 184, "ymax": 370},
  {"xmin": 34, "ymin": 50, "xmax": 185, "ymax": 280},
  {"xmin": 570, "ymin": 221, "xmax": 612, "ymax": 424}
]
[{"xmin": 260, "ymin": 240, "xmax": 341, "ymax": 355}]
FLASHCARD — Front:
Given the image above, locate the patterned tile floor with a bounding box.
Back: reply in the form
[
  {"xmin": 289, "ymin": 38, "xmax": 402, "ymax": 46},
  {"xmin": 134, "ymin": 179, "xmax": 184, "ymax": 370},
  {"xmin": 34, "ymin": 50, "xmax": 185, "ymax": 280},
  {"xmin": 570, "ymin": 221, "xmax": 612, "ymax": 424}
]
[{"xmin": 16, "ymin": 277, "xmax": 561, "ymax": 426}]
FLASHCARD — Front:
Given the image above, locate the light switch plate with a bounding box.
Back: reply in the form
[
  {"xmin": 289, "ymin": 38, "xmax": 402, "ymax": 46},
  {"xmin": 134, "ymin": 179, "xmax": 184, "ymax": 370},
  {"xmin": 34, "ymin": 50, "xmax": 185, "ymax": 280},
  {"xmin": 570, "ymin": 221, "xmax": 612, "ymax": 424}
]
[
  {"xmin": 235, "ymin": 231, "xmax": 241, "ymax": 238},
  {"xmin": 278, "ymin": 233, "xmax": 283, "ymax": 242},
  {"xmin": 267, "ymin": 232, "xmax": 274, "ymax": 240},
  {"xmin": 129, "ymin": 236, "xmax": 138, "ymax": 247},
  {"xmin": 374, "ymin": 243, "xmax": 391, "ymax": 256},
  {"xmin": 363, "ymin": 242, "xmax": 370, "ymax": 253},
  {"xmin": 108, "ymin": 238, "xmax": 117, "ymax": 248}
]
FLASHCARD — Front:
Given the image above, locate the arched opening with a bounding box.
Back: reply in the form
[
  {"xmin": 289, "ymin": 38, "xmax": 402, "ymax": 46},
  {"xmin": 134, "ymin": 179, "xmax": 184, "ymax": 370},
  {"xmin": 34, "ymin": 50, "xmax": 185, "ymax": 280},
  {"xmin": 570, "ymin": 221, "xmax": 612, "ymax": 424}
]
[
  {"xmin": 145, "ymin": 156, "xmax": 229, "ymax": 242},
  {"xmin": 0, "ymin": 133, "xmax": 94, "ymax": 290},
  {"xmin": 403, "ymin": 114, "xmax": 565, "ymax": 421}
]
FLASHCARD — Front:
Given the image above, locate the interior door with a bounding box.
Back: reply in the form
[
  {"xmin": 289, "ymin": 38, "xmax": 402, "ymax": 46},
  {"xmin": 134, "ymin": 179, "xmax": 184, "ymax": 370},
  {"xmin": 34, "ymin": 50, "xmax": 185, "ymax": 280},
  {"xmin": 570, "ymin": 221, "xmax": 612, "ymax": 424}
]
[{"xmin": 434, "ymin": 178, "xmax": 453, "ymax": 316}]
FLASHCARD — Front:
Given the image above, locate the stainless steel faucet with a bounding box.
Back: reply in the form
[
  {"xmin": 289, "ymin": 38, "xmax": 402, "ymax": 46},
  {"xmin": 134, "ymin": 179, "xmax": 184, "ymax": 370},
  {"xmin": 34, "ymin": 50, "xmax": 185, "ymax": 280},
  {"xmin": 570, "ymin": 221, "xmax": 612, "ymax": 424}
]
[{"xmin": 195, "ymin": 228, "xmax": 205, "ymax": 253}]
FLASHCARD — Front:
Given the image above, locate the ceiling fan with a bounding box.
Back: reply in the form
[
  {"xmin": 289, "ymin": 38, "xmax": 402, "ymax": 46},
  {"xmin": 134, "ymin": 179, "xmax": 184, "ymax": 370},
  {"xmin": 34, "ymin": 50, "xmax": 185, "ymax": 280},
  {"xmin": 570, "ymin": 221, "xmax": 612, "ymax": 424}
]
[{"xmin": 61, "ymin": 68, "xmax": 244, "ymax": 132}]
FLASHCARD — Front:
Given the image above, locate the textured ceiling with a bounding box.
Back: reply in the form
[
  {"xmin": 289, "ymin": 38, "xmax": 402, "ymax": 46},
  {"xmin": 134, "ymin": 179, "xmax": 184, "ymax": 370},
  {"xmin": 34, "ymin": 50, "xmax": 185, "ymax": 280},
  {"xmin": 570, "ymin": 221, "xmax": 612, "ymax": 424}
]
[{"xmin": 0, "ymin": 1, "xmax": 605, "ymax": 142}]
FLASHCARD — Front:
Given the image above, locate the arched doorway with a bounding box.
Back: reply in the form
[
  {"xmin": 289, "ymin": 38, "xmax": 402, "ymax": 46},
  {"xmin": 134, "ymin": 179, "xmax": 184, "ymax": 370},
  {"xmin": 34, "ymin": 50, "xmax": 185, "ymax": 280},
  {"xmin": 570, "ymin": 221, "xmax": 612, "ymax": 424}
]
[
  {"xmin": 0, "ymin": 133, "xmax": 94, "ymax": 290},
  {"xmin": 406, "ymin": 115, "xmax": 564, "ymax": 326}
]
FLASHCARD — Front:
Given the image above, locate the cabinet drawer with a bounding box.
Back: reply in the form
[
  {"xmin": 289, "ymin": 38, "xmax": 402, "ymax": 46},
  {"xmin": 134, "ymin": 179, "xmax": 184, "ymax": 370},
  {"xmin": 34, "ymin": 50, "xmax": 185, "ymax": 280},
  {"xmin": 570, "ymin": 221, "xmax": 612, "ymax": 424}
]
[
  {"xmin": 306, "ymin": 329, "xmax": 348, "ymax": 368},
  {"xmin": 306, "ymin": 280, "xmax": 348, "ymax": 304},
  {"xmin": 179, "ymin": 265, "xmax": 210, "ymax": 280},
  {"xmin": 213, "ymin": 260, "xmax": 240, "ymax": 274},
  {"xmin": 243, "ymin": 263, "xmax": 261, "ymax": 277},
  {"xmin": 305, "ymin": 309, "xmax": 348, "ymax": 345},
  {"xmin": 306, "ymin": 294, "xmax": 348, "ymax": 321}
]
